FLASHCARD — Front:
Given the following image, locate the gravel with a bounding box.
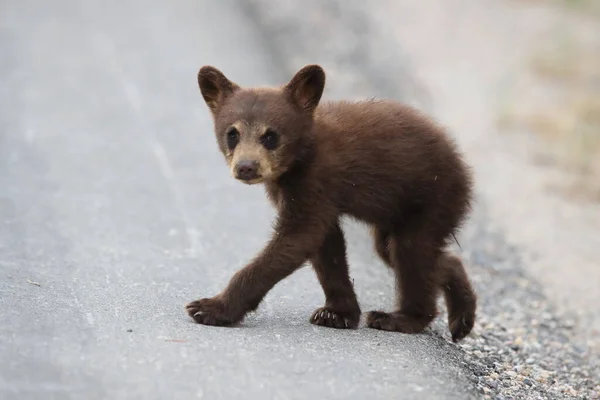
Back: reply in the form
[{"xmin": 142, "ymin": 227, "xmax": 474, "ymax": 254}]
[
  {"xmin": 244, "ymin": 1, "xmax": 600, "ymax": 398},
  {"xmin": 455, "ymin": 203, "xmax": 600, "ymax": 399}
]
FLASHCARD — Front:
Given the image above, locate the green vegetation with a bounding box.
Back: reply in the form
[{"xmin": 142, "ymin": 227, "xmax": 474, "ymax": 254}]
[{"xmin": 498, "ymin": 3, "xmax": 600, "ymax": 200}]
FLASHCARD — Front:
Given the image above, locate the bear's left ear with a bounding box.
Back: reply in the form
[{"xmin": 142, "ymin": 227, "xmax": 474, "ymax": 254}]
[
  {"xmin": 284, "ymin": 64, "xmax": 326, "ymax": 114},
  {"xmin": 197, "ymin": 66, "xmax": 240, "ymax": 115}
]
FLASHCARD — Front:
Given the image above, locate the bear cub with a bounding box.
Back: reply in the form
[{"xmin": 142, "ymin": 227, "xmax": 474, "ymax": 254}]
[{"xmin": 186, "ymin": 64, "xmax": 477, "ymax": 342}]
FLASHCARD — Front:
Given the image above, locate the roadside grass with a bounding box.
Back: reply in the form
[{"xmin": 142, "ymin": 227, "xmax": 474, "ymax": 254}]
[
  {"xmin": 550, "ymin": 0, "xmax": 600, "ymax": 14},
  {"xmin": 497, "ymin": 1, "xmax": 600, "ymax": 201}
]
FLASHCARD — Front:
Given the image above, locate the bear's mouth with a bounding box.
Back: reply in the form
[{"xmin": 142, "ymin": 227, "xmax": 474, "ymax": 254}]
[{"xmin": 238, "ymin": 175, "xmax": 264, "ymax": 185}]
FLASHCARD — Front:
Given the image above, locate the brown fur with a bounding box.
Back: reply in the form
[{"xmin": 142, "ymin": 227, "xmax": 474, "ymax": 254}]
[{"xmin": 186, "ymin": 64, "xmax": 477, "ymax": 342}]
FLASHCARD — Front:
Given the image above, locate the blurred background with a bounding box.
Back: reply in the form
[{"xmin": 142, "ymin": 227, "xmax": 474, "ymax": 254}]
[{"xmin": 1, "ymin": 0, "xmax": 599, "ymax": 399}]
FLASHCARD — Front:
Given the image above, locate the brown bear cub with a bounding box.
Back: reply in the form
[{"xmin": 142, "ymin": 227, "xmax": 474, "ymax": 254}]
[{"xmin": 186, "ymin": 64, "xmax": 477, "ymax": 342}]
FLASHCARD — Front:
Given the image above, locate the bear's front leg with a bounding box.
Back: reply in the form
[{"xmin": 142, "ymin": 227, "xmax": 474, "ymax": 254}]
[
  {"xmin": 186, "ymin": 206, "xmax": 334, "ymax": 326},
  {"xmin": 309, "ymin": 222, "xmax": 361, "ymax": 329}
]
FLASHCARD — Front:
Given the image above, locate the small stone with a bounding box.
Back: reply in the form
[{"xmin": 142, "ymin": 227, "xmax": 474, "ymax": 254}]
[
  {"xmin": 486, "ymin": 379, "xmax": 498, "ymax": 389},
  {"xmin": 524, "ymin": 378, "xmax": 534, "ymax": 386},
  {"xmin": 488, "ymin": 355, "xmax": 501, "ymax": 364},
  {"xmin": 126, "ymin": 329, "xmax": 133, "ymax": 332},
  {"xmin": 472, "ymin": 363, "xmax": 487, "ymax": 376},
  {"xmin": 541, "ymin": 312, "xmax": 552, "ymax": 320},
  {"xmin": 514, "ymin": 336, "xmax": 523, "ymax": 345},
  {"xmin": 563, "ymin": 319, "xmax": 575, "ymax": 329}
]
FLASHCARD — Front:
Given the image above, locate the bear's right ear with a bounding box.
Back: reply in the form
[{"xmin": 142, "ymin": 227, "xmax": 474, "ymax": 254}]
[{"xmin": 197, "ymin": 66, "xmax": 239, "ymax": 115}]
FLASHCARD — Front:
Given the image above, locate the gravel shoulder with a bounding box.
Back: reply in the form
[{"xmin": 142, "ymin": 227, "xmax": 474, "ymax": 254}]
[{"xmin": 245, "ymin": 0, "xmax": 600, "ymax": 398}]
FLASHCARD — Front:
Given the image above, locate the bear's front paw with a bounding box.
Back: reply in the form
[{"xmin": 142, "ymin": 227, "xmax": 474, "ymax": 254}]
[{"xmin": 185, "ymin": 296, "xmax": 242, "ymax": 327}]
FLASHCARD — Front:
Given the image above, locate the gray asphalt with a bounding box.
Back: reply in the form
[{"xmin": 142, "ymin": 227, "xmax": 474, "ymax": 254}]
[{"xmin": 0, "ymin": 1, "xmax": 477, "ymax": 399}]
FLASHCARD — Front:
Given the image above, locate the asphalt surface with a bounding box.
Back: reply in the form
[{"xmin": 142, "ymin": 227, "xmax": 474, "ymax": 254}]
[
  {"xmin": 242, "ymin": 2, "xmax": 600, "ymax": 399},
  {"xmin": 0, "ymin": 1, "xmax": 478, "ymax": 399}
]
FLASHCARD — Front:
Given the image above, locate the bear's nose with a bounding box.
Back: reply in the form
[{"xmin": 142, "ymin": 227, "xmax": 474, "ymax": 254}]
[{"xmin": 235, "ymin": 160, "xmax": 259, "ymax": 181}]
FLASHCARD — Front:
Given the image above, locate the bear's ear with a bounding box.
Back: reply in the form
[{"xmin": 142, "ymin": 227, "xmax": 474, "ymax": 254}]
[
  {"xmin": 284, "ymin": 64, "xmax": 325, "ymax": 114},
  {"xmin": 197, "ymin": 66, "xmax": 239, "ymax": 115}
]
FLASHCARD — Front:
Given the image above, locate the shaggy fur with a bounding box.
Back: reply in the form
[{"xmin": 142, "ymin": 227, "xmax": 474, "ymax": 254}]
[{"xmin": 186, "ymin": 64, "xmax": 477, "ymax": 342}]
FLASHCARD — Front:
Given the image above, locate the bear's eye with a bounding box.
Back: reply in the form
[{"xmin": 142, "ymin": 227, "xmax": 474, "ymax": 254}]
[
  {"xmin": 260, "ymin": 129, "xmax": 279, "ymax": 151},
  {"xmin": 226, "ymin": 127, "xmax": 239, "ymax": 150}
]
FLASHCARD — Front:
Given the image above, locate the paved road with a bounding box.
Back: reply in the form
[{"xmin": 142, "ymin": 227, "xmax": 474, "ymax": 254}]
[{"xmin": 0, "ymin": 1, "xmax": 476, "ymax": 399}]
